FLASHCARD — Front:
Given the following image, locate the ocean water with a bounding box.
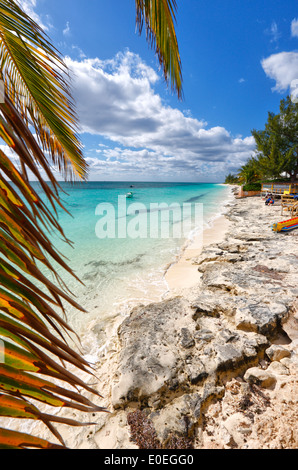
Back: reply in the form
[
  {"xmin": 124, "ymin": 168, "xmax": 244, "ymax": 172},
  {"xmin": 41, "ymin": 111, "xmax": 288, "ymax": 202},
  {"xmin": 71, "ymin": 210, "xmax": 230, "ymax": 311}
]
[{"xmin": 34, "ymin": 181, "xmax": 231, "ymax": 360}]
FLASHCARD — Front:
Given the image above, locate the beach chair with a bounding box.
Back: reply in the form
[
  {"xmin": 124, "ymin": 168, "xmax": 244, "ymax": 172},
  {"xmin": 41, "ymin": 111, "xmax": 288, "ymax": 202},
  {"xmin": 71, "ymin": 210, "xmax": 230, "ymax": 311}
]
[
  {"xmin": 281, "ymin": 195, "xmax": 295, "ymax": 215},
  {"xmin": 291, "ymin": 201, "xmax": 298, "ymax": 217}
]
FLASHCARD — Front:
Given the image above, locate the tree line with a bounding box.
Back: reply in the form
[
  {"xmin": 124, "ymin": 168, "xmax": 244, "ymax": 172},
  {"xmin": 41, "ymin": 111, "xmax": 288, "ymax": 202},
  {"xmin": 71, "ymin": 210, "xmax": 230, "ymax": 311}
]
[{"xmin": 225, "ymin": 96, "xmax": 298, "ymax": 188}]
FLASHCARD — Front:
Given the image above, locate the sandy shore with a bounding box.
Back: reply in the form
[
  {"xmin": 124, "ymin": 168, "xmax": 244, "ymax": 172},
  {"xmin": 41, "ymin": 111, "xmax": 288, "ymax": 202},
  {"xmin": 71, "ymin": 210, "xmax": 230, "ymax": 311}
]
[
  {"xmin": 5, "ymin": 187, "xmax": 297, "ymax": 449},
  {"xmin": 91, "ymin": 189, "xmax": 296, "ymax": 450},
  {"xmin": 165, "ymin": 215, "xmax": 231, "ymax": 292}
]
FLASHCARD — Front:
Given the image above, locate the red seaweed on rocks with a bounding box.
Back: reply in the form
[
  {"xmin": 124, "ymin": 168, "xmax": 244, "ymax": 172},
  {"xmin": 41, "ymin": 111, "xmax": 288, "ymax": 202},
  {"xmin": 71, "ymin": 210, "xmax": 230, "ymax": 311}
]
[{"xmin": 127, "ymin": 410, "xmax": 194, "ymax": 449}]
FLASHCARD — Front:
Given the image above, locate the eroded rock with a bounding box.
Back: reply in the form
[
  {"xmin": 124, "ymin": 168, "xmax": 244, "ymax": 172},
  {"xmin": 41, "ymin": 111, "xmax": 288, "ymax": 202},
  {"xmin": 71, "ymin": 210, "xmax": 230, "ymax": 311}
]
[
  {"xmin": 266, "ymin": 345, "xmax": 291, "ymax": 362},
  {"xmin": 107, "ymin": 194, "xmax": 298, "ymax": 449},
  {"xmin": 244, "ymin": 367, "xmax": 277, "ymax": 388}
]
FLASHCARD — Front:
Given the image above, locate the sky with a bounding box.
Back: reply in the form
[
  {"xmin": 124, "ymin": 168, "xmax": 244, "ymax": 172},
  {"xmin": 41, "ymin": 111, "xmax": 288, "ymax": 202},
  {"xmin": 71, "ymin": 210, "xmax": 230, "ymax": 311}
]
[{"xmin": 15, "ymin": 0, "xmax": 298, "ymax": 182}]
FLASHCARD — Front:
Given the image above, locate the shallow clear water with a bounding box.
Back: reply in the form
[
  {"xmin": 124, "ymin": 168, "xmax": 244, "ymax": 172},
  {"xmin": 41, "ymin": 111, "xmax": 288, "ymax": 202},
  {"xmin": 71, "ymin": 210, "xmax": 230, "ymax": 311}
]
[{"xmin": 33, "ymin": 181, "xmax": 231, "ymax": 360}]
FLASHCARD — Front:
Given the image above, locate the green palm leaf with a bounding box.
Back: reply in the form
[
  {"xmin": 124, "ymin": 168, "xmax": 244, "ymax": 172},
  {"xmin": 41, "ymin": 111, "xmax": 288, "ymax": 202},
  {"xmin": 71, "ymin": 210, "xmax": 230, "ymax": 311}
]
[
  {"xmin": 135, "ymin": 0, "xmax": 183, "ymax": 98},
  {"xmin": 0, "ymin": 0, "xmax": 87, "ymax": 180},
  {"xmin": 0, "ymin": 427, "xmax": 65, "ymax": 449},
  {"xmin": 0, "ymin": 0, "xmax": 183, "ymax": 448},
  {"xmin": 0, "ymin": 0, "xmax": 100, "ymax": 448},
  {"xmin": 0, "ymin": 394, "xmax": 97, "ymax": 447}
]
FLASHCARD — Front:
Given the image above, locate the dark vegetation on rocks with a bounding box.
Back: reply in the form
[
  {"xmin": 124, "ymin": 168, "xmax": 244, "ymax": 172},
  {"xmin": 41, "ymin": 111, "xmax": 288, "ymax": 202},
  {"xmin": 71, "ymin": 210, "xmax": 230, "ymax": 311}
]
[{"xmin": 127, "ymin": 410, "xmax": 194, "ymax": 449}]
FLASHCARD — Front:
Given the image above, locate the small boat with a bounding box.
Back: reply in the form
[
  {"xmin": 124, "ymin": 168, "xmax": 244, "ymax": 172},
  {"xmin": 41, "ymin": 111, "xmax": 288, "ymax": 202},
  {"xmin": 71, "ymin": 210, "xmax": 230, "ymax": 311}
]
[
  {"xmin": 126, "ymin": 191, "xmax": 133, "ymax": 198},
  {"xmin": 272, "ymin": 216, "xmax": 298, "ymax": 232}
]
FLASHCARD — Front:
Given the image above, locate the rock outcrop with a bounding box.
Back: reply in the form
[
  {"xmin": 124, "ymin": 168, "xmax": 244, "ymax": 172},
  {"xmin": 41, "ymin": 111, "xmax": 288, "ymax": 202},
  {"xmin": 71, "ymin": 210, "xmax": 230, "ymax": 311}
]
[
  {"xmin": 107, "ymin": 196, "xmax": 298, "ymax": 449},
  {"xmin": 6, "ymin": 192, "xmax": 297, "ymax": 450}
]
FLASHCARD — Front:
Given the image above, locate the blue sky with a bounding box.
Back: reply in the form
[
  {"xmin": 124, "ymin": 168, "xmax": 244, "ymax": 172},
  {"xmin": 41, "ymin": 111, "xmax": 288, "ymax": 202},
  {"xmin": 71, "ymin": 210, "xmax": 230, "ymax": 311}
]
[{"xmin": 18, "ymin": 0, "xmax": 298, "ymax": 182}]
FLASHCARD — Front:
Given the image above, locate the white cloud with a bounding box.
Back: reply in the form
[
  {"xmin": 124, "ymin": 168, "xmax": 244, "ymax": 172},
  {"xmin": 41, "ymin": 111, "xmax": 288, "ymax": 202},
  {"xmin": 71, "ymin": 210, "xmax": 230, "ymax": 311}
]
[
  {"xmin": 261, "ymin": 51, "xmax": 298, "ymax": 91},
  {"xmin": 0, "ymin": 144, "xmax": 20, "ymax": 165},
  {"xmin": 270, "ymin": 21, "xmax": 281, "ymax": 43},
  {"xmin": 291, "ymin": 18, "xmax": 298, "ymax": 38},
  {"xmin": 16, "ymin": 0, "xmax": 49, "ymax": 31},
  {"xmin": 2, "ymin": 49, "xmax": 255, "ymax": 182},
  {"xmin": 71, "ymin": 45, "xmax": 86, "ymax": 59},
  {"xmin": 63, "ymin": 21, "xmax": 71, "ymax": 37},
  {"xmin": 265, "ymin": 21, "xmax": 281, "ymax": 45},
  {"xmin": 64, "ymin": 50, "xmax": 255, "ymax": 180},
  {"xmin": 86, "ymin": 134, "xmax": 256, "ymax": 180}
]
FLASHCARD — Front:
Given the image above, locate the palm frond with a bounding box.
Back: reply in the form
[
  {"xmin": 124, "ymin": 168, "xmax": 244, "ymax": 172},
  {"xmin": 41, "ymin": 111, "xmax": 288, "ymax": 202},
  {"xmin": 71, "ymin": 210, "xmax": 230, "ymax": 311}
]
[
  {"xmin": 0, "ymin": 0, "xmax": 183, "ymax": 448},
  {"xmin": 135, "ymin": 0, "xmax": 183, "ymax": 99},
  {"xmin": 0, "ymin": 0, "xmax": 100, "ymax": 448},
  {"xmin": 0, "ymin": 0, "xmax": 87, "ymax": 180}
]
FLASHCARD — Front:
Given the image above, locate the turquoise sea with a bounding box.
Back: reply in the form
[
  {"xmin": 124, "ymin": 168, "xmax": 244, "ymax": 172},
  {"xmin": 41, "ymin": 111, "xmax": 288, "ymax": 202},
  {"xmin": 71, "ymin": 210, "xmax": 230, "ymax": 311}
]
[{"xmin": 36, "ymin": 181, "xmax": 232, "ymax": 361}]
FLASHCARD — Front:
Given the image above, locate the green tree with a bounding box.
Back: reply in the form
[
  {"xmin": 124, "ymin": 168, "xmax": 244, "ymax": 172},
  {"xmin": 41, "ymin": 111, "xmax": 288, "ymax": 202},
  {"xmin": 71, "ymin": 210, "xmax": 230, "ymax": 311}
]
[
  {"xmin": 224, "ymin": 173, "xmax": 239, "ymax": 184},
  {"xmin": 238, "ymin": 157, "xmax": 260, "ymax": 185},
  {"xmin": 0, "ymin": 0, "xmax": 182, "ymax": 448},
  {"xmin": 252, "ymin": 96, "xmax": 298, "ymax": 182},
  {"xmin": 256, "ymin": 142, "xmax": 291, "ymax": 180}
]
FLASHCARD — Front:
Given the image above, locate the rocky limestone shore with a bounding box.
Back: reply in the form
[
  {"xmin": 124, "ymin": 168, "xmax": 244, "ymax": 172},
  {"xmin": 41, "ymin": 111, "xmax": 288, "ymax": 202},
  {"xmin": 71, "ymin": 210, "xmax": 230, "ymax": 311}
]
[{"xmin": 62, "ymin": 192, "xmax": 298, "ymax": 449}]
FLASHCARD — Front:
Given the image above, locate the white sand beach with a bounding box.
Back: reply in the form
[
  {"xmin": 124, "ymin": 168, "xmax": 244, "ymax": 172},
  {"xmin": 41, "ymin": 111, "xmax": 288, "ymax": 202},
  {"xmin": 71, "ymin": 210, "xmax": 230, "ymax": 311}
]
[
  {"xmin": 165, "ymin": 214, "xmax": 231, "ymax": 292},
  {"xmin": 87, "ymin": 189, "xmax": 297, "ymax": 450},
  {"xmin": 4, "ymin": 188, "xmax": 297, "ymax": 450}
]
